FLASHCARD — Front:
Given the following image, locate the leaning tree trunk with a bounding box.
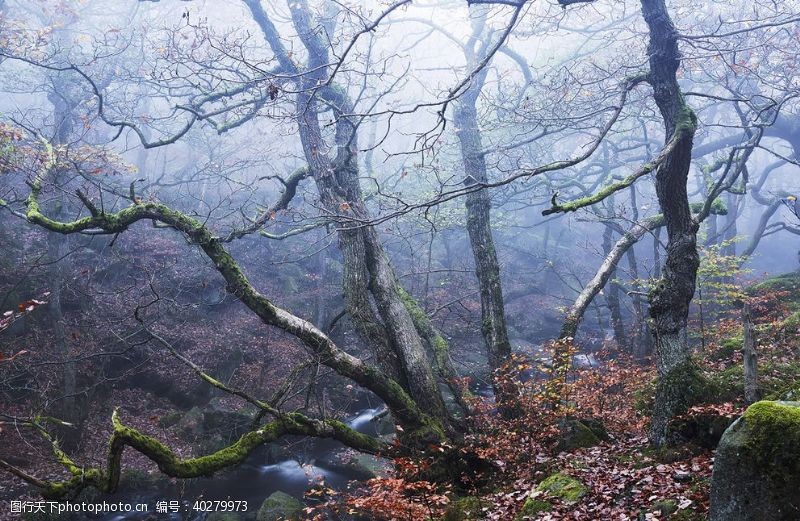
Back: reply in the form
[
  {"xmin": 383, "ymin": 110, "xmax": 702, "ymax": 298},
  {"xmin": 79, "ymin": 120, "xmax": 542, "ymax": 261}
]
[
  {"xmin": 641, "ymin": 0, "xmax": 701, "ymax": 447},
  {"xmin": 560, "ymin": 217, "xmax": 663, "ymax": 341},
  {"xmin": 602, "ymin": 225, "xmax": 626, "ymax": 351}
]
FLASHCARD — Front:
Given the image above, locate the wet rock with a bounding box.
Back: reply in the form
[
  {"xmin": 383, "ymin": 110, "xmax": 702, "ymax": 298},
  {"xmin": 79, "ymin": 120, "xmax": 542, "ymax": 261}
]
[
  {"xmin": 710, "ymin": 401, "xmax": 800, "ymax": 520},
  {"xmin": 316, "ymin": 449, "xmax": 388, "ymax": 480}
]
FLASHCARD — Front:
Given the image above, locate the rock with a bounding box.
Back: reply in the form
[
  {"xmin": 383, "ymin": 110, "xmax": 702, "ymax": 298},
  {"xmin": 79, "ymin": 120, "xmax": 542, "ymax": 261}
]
[
  {"xmin": 535, "ymin": 472, "xmax": 587, "ymax": 503},
  {"xmin": 668, "ymin": 411, "xmax": 734, "ymax": 449},
  {"xmin": 556, "ymin": 418, "xmax": 607, "ymax": 452},
  {"xmin": 316, "ymin": 450, "xmax": 385, "ymax": 480},
  {"xmin": 651, "ymin": 499, "xmax": 678, "ymax": 516},
  {"xmin": 709, "ymin": 401, "xmax": 800, "ymax": 520},
  {"xmin": 257, "ymin": 491, "xmax": 303, "ymax": 521},
  {"xmin": 515, "ymin": 496, "xmax": 551, "ymax": 520},
  {"xmin": 673, "ymin": 470, "xmax": 691, "ymax": 482},
  {"xmin": 572, "ymin": 353, "xmax": 600, "ymax": 369},
  {"xmin": 443, "ymin": 496, "xmax": 483, "ymax": 521}
]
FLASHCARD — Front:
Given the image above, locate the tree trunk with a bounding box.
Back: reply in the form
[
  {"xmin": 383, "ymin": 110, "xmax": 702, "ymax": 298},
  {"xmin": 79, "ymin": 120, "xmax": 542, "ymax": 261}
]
[
  {"xmin": 47, "ymin": 74, "xmax": 81, "ymax": 448},
  {"xmin": 602, "ymin": 225, "xmax": 626, "ymax": 351},
  {"xmin": 453, "ymin": 16, "xmax": 514, "ymax": 403},
  {"xmin": 641, "ymin": 0, "xmax": 701, "ymax": 447},
  {"xmin": 742, "ymin": 302, "xmax": 760, "ymax": 405}
]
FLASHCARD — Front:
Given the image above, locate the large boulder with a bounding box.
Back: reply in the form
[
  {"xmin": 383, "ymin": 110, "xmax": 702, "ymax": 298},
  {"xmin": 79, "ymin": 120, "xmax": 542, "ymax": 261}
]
[{"xmin": 710, "ymin": 401, "xmax": 800, "ymax": 520}]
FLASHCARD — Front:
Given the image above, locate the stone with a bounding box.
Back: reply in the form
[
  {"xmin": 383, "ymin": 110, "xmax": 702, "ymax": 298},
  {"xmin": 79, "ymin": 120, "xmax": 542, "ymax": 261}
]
[
  {"xmin": 256, "ymin": 491, "xmax": 303, "ymax": 521},
  {"xmin": 515, "ymin": 496, "xmax": 551, "ymax": 520},
  {"xmin": 709, "ymin": 401, "xmax": 800, "ymax": 520},
  {"xmin": 535, "ymin": 472, "xmax": 587, "ymax": 503},
  {"xmin": 443, "ymin": 496, "xmax": 483, "ymax": 521},
  {"xmin": 556, "ymin": 418, "xmax": 607, "ymax": 452}
]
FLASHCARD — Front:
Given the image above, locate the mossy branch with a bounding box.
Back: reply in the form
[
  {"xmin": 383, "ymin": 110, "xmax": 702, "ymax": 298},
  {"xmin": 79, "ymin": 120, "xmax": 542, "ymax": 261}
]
[
  {"xmin": 23, "ymin": 154, "xmax": 435, "ymax": 434},
  {"xmin": 3, "ymin": 409, "xmax": 385, "ymax": 500},
  {"xmin": 542, "ymin": 128, "xmax": 684, "ymax": 216}
]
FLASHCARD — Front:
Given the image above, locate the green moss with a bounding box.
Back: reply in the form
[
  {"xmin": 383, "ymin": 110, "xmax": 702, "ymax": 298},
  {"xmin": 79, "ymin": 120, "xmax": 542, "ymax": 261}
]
[
  {"xmin": 557, "ymin": 419, "xmax": 602, "ymax": 452},
  {"xmin": 535, "ymin": 472, "xmax": 587, "ymax": 503},
  {"xmin": 516, "ymin": 497, "xmax": 552, "ymax": 519},
  {"xmin": 712, "ymin": 335, "xmax": 742, "ymax": 361},
  {"xmin": 781, "ymin": 310, "xmax": 800, "ymax": 332},
  {"xmin": 674, "ymin": 105, "xmax": 698, "ymax": 135},
  {"xmin": 655, "ymin": 361, "xmax": 717, "ymax": 420},
  {"xmin": 760, "ymin": 362, "xmax": 800, "ymax": 399},
  {"xmin": 689, "ymin": 198, "xmax": 727, "ymax": 216},
  {"xmin": 256, "ymin": 491, "xmax": 302, "ymax": 521},
  {"xmin": 651, "ymin": 499, "xmax": 678, "ymax": 516},
  {"xmin": 747, "ymin": 272, "xmax": 800, "ymax": 311},
  {"xmin": 740, "ymin": 401, "xmax": 800, "ymax": 482},
  {"xmin": 443, "ymin": 496, "xmax": 483, "ymax": 521},
  {"xmin": 707, "ymin": 364, "xmax": 743, "ymax": 400}
]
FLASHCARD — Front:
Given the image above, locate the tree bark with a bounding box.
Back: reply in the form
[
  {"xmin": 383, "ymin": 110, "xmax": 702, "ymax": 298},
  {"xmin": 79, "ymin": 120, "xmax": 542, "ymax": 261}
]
[
  {"xmin": 641, "ymin": 0, "xmax": 701, "ymax": 446},
  {"xmin": 453, "ymin": 14, "xmax": 514, "ymax": 403},
  {"xmin": 602, "ymin": 225, "xmax": 626, "ymax": 351},
  {"xmin": 281, "ymin": 1, "xmax": 448, "ymax": 423},
  {"xmin": 742, "ymin": 302, "xmax": 760, "ymax": 405}
]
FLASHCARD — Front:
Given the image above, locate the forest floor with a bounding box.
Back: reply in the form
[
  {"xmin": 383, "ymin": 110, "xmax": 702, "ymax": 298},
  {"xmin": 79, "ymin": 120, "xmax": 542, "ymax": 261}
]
[
  {"xmin": 311, "ymin": 273, "xmax": 800, "ymax": 520},
  {"xmin": 2, "ymin": 274, "xmax": 799, "ymax": 520}
]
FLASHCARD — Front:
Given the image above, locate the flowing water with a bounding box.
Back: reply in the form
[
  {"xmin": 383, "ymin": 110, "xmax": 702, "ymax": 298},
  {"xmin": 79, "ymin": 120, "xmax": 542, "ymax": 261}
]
[{"xmin": 97, "ymin": 405, "xmax": 389, "ymax": 520}]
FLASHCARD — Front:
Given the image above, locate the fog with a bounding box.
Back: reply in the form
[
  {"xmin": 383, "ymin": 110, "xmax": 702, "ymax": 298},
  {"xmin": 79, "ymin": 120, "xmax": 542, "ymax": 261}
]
[{"xmin": 1, "ymin": 1, "xmax": 799, "ymax": 519}]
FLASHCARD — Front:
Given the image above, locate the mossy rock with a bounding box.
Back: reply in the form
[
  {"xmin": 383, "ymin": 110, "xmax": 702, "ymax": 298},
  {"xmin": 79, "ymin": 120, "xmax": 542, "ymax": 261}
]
[
  {"xmin": 556, "ymin": 418, "xmax": 607, "ymax": 452},
  {"xmin": 652, "ymin": 499, "xmax": 678, "ymax": 516},
  {"xmin": 535, "ymin": 472, "xmax": 587, "ymax": 503},
  {"xmin": 256, "ymin": 491, "xmax": 303, "ymax": 521},
  {"xmin": 515, "ymin": 497, "xmax": 551, "ymax": 520},
  {"xmin": 443, "ymin": 496, "xmax": 483, "ymax": 521},
  {"xmin": 709, "ymin": 401, "xmax": 800, "ymax": 520}
]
